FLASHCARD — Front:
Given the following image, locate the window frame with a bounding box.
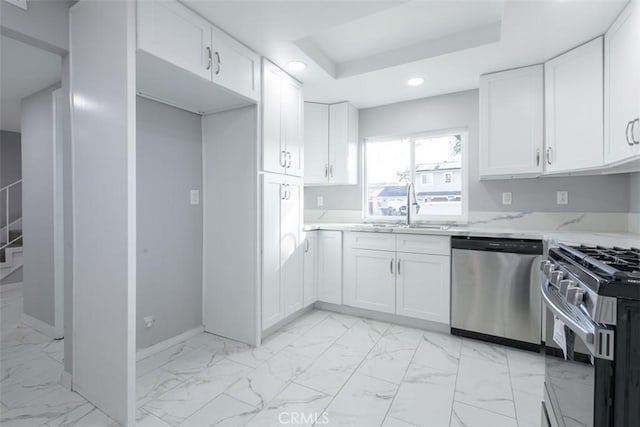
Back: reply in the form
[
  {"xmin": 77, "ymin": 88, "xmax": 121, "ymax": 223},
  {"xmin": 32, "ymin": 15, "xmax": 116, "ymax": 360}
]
[{"xmin": 362, "ymin": 128, "xmax": 469, "ymax": 224}]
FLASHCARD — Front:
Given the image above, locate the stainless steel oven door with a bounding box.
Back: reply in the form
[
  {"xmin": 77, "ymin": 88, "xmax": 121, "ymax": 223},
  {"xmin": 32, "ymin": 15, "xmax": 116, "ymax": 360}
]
[{"xmin": 542, "ymin": 279, "xmax": 597, "ymax": 427}]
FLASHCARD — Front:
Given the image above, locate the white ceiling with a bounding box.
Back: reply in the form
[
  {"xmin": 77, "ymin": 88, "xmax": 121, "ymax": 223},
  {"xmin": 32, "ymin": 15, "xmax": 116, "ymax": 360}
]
[
  {"xmin": 185, "ymin": 0, "xmax": 627, "ymax": 109},
  {"xmin": 1, "ymin": 35, "xmax": 62, "ymax": 132}
]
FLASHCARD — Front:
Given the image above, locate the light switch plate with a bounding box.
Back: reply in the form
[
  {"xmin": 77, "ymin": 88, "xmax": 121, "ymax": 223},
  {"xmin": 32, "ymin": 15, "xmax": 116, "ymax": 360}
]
[
  {"xmin": 190, "ymin": 190, "xmax": 200, "ymax": 205},
  {"xmin": 557, "ymin": 191, "xmax": 568, "ymax": 205},
  {"xmin": 502, "ymin": 192, "xmax": 512, "ymax": 205},
  {"xmin": 317, "ymin": 196, "xmax": 324, "ymax": 207}
]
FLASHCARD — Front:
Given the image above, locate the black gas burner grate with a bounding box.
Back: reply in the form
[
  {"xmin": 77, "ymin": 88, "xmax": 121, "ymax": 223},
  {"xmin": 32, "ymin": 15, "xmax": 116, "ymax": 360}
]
[{"xmin": 562, "ymin": 245, "xmax": 640, "ymax": 280}]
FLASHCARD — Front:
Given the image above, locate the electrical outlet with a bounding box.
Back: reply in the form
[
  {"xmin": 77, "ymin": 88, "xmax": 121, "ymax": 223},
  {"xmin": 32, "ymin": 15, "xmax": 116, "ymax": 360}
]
[
  {"xmin": 502, "ymin": 192, "xmax": 512, "ymax": 205},
  {"xmin": 317, "ymin": 196, "xmax": 324, "ymax": 207},
  {"xmin": 190, "ymin": 190, "xmax": 199, "ymax": 205},
  {"xmin": 144, "ymin": 316, "xmax": 155, "ymax": 329},
  {"xmin": 557, "ymin": 191, "xmax": 569, "ymax": 205}
]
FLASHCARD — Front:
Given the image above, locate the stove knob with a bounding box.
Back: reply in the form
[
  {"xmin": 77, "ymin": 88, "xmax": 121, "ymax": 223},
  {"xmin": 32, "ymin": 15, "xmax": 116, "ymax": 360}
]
[
  {"xmin": 550, "ymin": 270, "xmax": 564, "ymax": 285},
  {"xmin": 566, "ymin": 286, "xmax": 584, "ymax": 305},
  {"xmin": 543, "ymin": 263, "xmax": 555, "ymax": 276},
  {"xmin": 559, "ymin": 279, "xmax": 574, "ymax": 297},
  {"xmin": 540, "ymin": 260, "xmax": 550, "ymax": 271}
]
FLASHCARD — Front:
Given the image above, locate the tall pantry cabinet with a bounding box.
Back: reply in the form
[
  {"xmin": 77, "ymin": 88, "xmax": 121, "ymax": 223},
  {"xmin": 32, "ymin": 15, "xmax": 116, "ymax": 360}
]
[{"xmin": 261, "ymin": 59, "xmax": 305, "ymax": 331}]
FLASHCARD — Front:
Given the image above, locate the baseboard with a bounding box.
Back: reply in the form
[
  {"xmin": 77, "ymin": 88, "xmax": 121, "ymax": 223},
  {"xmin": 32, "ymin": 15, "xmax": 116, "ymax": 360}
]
[
  {"xmin": 136, "ymin": 326, "xmax": 204, "ymax": 361},
  {"xmin": 60, "ymin": 370, "xmax": 72, "ymax": 390},
  {"xmin": 21, "ymin": 313, "xmax": 60, "ymax": 339},
  {"xmin": 313, "ymin": 301, "xmax": 450, "ymax": 334},
  {"xmin": 261, "ymin": 305, "xmax": 314, "ymax": 340}
]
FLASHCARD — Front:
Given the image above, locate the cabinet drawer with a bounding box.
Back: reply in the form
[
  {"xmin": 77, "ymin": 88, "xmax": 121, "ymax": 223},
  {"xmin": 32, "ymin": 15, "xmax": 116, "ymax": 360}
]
[
  {"xmin": 344, "ymin": 232, "xmax": 396, "ymax": 252},
  {"xmin": 396, "ymin": 234, "xmax": 450, "ymax": 256}
]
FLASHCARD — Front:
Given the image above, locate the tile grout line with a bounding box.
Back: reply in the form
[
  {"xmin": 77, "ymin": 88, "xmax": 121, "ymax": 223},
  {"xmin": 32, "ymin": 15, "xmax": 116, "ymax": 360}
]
[
  {"xmin": 505, "ymin": 350, "xmax": 521, "ymax": 427},
  {"xmin": 379, "ymin": 332, "xmax": 424, "ymax": 427},
  {"xmin": 307, "ymin": 318, "xmax": 392, "ymax": 427}
]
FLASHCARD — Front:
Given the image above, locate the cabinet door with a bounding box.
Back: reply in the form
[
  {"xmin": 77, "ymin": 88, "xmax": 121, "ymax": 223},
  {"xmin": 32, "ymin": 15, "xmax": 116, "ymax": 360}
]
[
  {"xmin": 210, "ymin": 26, "xmax": 260, "ymax": 102},
  {"xmin": 343, "ymin": 248, "xmax": 396, "ymax": 314},
  {"xmin": 304, "ymin": 103, "xmax": 329, "ymax": 185},
  {"xmin": 303, "ymin": 231, "xmax": 318, "ymax": 307},
  {"xmin": 262, "ymin": 174, "xmax": 285, "ymax": 330},
  {"xmin": 283, "ymin": 78, "xmax": 304, "ymax": 177},
  {"xmin": 137, "ymin": 0, "xmax": 212, "ymax": 81},
  {"xmin": 545, "ymin": 37, "xmax": 604, "ymax": 173},
  {"xmin": 329, "ymin": 102, "xmax": 358, "ymax": 185},
  {"xmin": 479, "ymin": 65, "xmax": 544, "ymax": 178},
  {"xmin": 317, "ymin": 231, "xmax": 343, "ymax": 304},
  {"xmin": 282, "ymin": 179, "xmax": 303, "ymax": 315},
  {"xmin": 605, "ymin": 0, "xmax": 640, "ymax": 164},
  {"xmin": 262, "ymin": 60, "xmax": 284, "ymax": 174},
  {"xmin": 396, "ymin": 253, "xmax": 450, "ymax": 324}
]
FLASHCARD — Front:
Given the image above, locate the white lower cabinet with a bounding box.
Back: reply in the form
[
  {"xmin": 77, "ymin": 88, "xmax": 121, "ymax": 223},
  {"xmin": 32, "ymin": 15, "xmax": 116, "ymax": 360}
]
[
  {"xmin": 261, "ymin": 173, "xmax": 303, "ymax": 330},
  {"xmin": 302, "ymin": 231, "xmax": 317, "ymax": 307},
  {"xmin": 317, "ymin": 231, "xmax": 343, "ymax": 304},
  {"xmin": 343, "ymin": 248, "xmax": 396, "ymax": 314},
  {"xmin": 342, "ymin": 232, "xmax": 451, "ymax": 325},
  {"xmin": 395, "ymin": 252, "xmax": 450, "ymax": 323}
]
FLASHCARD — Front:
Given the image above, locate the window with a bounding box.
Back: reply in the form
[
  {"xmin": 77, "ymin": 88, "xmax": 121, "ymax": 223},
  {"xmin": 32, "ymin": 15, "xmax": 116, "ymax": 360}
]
[
  {"xmin": 364, "ymin": 130, "xmax": 467, "ymax": 221},
  {"xmin": 420, "ymin": 173, "xmax": 434, "ymax": 185}
]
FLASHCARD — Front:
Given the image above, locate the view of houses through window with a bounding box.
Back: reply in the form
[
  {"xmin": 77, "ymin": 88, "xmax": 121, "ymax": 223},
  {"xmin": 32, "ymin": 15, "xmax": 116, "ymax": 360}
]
[{"xmin": 365, "ymin": 132, "xmax": 465, "ymax": 219}]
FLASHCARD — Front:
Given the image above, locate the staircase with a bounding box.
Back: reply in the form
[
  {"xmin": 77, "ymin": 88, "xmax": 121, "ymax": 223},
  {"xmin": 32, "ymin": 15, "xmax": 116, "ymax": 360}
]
[{"xmin": 1, "ymin": 180, "xmax": 23, "ymax": 283}]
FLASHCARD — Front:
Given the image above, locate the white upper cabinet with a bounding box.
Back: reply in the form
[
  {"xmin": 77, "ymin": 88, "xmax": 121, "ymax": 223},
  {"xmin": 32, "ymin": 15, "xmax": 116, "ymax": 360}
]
[
  {"xmin": 138, "ymin": 0, "xmax": 212, "ymax": 80},
  {"xmin": 262, "ymin": 59, "xmax": 304, "ymax": 177},
  {"xmin": 544, "ymin": 37, "xmax": 604, "ymax": 174},
  {"xmin": 304, "ymin": 102, "xmax": 358, "ymax": 185},
  {"xmin": 605, "ymin": 0, "xmax": 640, "ymax": 165},
  {"xmin": 479, "ymin": 65, "xmax": 544, "ymax": 178},
  {"xmin": 137, "ymin": 0, "xmax": 259, "ymax": 105},
  {"xmin": 304, "ymin": 103, "xmax": 330, "ymax": 183},
  {"xmin": 210, "ymin": 26, "xmax": 260, "ymax": 102}
]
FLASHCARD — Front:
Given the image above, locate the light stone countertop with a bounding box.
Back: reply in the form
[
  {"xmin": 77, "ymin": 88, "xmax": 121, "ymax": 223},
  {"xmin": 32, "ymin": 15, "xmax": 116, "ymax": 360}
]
[{"xmin": 303, "ymin": 223, "xmax": 640, "ymax": 248}]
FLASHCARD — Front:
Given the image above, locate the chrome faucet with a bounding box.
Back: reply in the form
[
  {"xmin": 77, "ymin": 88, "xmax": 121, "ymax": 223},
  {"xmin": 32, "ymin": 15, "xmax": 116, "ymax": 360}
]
[{"xmin": 406, "ymin": 183, "xmax": 417, "ymax": 226}]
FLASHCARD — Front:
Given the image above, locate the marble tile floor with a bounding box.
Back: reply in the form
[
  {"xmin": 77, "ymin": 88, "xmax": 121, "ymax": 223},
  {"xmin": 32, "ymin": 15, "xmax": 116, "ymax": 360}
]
[{"xmin": 1, "ymin": 284, "xmax": 545, "ymax": 426}]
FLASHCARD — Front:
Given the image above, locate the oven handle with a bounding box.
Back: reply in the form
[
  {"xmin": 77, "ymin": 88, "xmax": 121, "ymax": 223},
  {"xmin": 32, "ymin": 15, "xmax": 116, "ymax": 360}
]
[{"xmin": 541, "ymin": 280, "xmax": 595, "ymax": 346}]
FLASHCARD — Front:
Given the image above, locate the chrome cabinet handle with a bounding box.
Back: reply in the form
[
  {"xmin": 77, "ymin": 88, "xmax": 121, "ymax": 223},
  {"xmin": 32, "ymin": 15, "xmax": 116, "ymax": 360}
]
[
  {"xmin": 304, "ymin": 238, "xmax": 310, "ymax": 253},
  {"xmin": 329, "ymin": 164, "xmax": 333, "ymax": 178},
  {"xmin": 546, "ymin": 147, "xmax": 552, "ymax": 165},
  {"xmin": 390, "ymin": 259, "xmax": 394, "ymax": 275},
  {"xmin": 324, "ymin": 164, "xmax": 328, "ymax": 177},
  {"xmin": 397, "ymin": 259, "xmax": 401, "ymax": 275},
  {"xmin": 626, "ymin": 121, "xmax": 634, "ymax": 146},
  {"xmin": 285, "ymin": 184, "xmax": 291, "ymax": 200},
  {"xmin": 280, "ymin": 150, "xmax": 286, "ymax": 168},
  {"xmin": 280, "ymin": 184, "xmax": 286, "ymax": 200},
  {"xmin": 536, "ymin": 149, "xmax": 540, "ymax": 166},
  {"xmin": 633, "ymin": 119, "xmax": 640, "ymax": 145},
  {"xmin": 215, "ymin": 51, "xmax": 221, "ymax": 75},
  {"xmin": 206, "ymin": 47, "xmax": 212, "ymax": 71},
  {"xmin": 286, "ymin": 152, "xmax": 292, "ymax": 168}
]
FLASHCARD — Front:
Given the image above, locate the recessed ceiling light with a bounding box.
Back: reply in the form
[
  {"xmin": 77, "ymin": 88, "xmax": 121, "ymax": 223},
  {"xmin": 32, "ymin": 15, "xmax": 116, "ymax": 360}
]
[
  {"xmin": 407, "ymin": 77, "xmax": 425, "ymax": 86},
  {"xmin": 287, "ymin": 61, "xmax": 307, "ymax": 72}
]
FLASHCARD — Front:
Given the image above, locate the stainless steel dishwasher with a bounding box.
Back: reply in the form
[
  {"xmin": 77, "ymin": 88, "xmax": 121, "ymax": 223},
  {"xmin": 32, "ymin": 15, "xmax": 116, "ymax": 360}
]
[{"xmin": 451, "ymin": 236, "xmax": 543, "ymax": 349}]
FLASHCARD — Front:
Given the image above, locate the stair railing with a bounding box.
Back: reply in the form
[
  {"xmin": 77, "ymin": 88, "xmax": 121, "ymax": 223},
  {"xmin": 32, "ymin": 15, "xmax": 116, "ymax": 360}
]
[{"xmin": 1, "ymin": 179, "xmax": 22, "ymax": 251}]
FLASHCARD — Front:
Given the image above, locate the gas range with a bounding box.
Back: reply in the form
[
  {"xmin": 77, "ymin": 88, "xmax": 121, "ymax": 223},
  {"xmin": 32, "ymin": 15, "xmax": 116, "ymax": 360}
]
[
  {"xmin": 543, "ymin": 243, "xmax": 640, "ymax": 326},
  {"xmin": 541, "ymin": 242, "xmax": 640, "ymax": 427}
]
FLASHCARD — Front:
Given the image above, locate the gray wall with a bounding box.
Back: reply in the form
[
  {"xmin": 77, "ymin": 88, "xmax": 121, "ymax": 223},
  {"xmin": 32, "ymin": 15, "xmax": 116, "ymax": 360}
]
[
  {"xmin": 21, "ymin": 84, "xmax": 59, "ymax": 326},
  {"xmin": 0, "ymin": 0, "xmax": 69, "ymax": 55},
  {"xmin": 305, "ymin": 90, "xmax": 631, "ymax": 214},
  {"xmin": 630, "ymin": 173, "xmax": 640, "ymax": 214},
  {"xmin": 0, "ymin": 130, "xmax": 22, "ymax": 224},
  {"xmin": 137, "ymin": 97, "xmax": 203, "ymax": 350}
]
